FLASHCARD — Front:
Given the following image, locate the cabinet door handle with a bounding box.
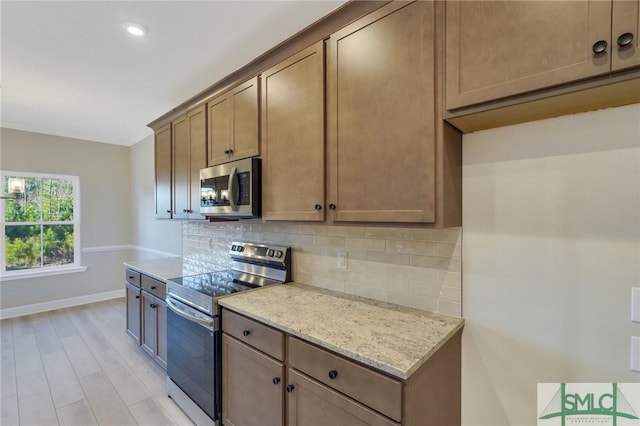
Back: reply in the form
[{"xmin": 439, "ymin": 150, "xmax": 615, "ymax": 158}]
[
  {"xmin": 135, "ymin": 295, "xmax": 140, "ymax": 299},
  {"xmin": 328, "ymin": 370, "xmax": 338, "ymax": 380},
  {"xmin": 242, "ymin": 329, "xmax": 251, "ymax": 337},
  {"xmin": 228, "ymin": 148, "xmax": 234, "ymax": 154},
  {"xmin": 329, "ymin": 204, "xmax": 337, "ymax": 210},
  {"xmin": 592, "ymin": 39, "xmax": 607, "ymax": 54},
  {"xmin": 224, "ymin": 149, "xmax": 230, "ymax": 155},
  {"xmin": 286, "ymin": 384, "xmax": 295, "ymax": 393},
  {"xmin": 150, "ymin": 303, "xmax": 156, "ymax": 308},
  {"xmin": 315, "ymin": 204, "xmax": 322, "ymax": 210},
  {"xmin": 617, "ymin": 32, "xmax": 634, "ymax": 48},
  {"xmin": 272, "ymin": 377, "xmax": 280, "ymax": 385},
  {"xmin": 166, "ymin": 210, "xmax": 171, "ymax": 213}
]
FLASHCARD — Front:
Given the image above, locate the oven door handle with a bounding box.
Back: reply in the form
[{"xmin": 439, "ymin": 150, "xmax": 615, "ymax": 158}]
[
  {"xmin": 228, "ymin": 166, "xmax": 239, "ymax": 212},
  {"xmin": 166, "ymin": 297, "xmax": 216, "ymax": 331}
]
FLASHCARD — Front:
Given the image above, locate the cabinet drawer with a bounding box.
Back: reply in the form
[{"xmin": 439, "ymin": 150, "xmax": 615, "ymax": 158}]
[
  {"xmin": 288, "ymin": 337, "xmax": 402, "ymax": 422},
  {"xmin": 222, "ymin": 309, "xmax": 284, "ymax": 361},
  {"xmin": 125, "ymin": 268, "xmax": 141, "ymax": 286},
  {"xmin": 141, "ymin": 275, "xmax": 166, "ymax": 299}
]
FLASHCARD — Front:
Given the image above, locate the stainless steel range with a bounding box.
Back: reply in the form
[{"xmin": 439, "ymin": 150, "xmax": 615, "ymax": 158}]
[{"xmin": 165, "ymin": 241, "xmax": 291, "ymax": 426}]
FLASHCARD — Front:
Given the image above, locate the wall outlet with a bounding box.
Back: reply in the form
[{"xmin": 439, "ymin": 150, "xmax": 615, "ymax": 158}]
[
  {"xmin": 337, "ymin": 251, "xmax": 348, "ymax": 270},
  {"xmin": 631, "ymin": 336, "xmax": 640, "ymax": 372},
  {"xmin": 632, "ymin": 287, "xmax": 640, "ymax": 323}
]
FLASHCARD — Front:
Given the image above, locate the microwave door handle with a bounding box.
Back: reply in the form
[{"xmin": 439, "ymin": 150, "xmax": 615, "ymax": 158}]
[{"xmin": 228, "ymin": 166, "xmax": 239, "ymax": 211}]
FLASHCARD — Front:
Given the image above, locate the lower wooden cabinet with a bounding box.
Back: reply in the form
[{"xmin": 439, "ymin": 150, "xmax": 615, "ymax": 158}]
[
  {"xmin": 221, "ymin": 308, "xmax": 462, "ymax": 426},
  {"xmin": 125, "ymin": 268, "xmax": 167, "ymax": 370},
  {"xmin": 287, "ymin": 369, "xmax": 398, "ymax": 426},
  {"xmin": 222, "ymin": 334, "xmax": 284, "ymax": 426},
  {"xmin": 141, "ymin": 292, "xmax": 167, "ymax": 370},
  {"xmin": 125, "ymin": 282, "xmax": 141, "ymax": 344}
]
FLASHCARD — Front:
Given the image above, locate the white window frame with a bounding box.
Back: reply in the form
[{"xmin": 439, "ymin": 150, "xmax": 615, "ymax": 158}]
[{"xmin": 0, "ymin": 170, "xmax": 86, "ymax": 280}]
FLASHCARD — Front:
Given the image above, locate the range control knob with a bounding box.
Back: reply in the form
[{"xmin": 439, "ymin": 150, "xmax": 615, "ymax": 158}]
[
  {"xmin": 267, "ymin": 249, "xmax": 274, "ymax": 257},
  {"xmin": 275, "ymin": 250, "xmax": 283, "ymax": 258},
  {"xmin": 231, "ymin": 245, "xmax": 237, "ymax": 251}
]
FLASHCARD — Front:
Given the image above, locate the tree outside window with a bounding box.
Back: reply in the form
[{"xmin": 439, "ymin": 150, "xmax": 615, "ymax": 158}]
[{"xmin": 1, "ymin": 172, "xmax": 80, "ymax": 274}]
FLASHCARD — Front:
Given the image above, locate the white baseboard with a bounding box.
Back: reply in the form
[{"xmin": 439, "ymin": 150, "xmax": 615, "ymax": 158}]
[{"xmin": 0, "ymin": 289, "xmax": 125, "ymax": 319}]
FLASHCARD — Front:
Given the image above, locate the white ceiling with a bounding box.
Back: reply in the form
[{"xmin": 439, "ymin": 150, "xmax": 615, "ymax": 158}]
[{"xmin": 1, "ymin": 1, "xmax": 347, "ymax": 146}]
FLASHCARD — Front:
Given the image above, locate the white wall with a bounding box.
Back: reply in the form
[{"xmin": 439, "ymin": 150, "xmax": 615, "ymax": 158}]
[
  {"xmin": 461, "ymin": 104, "xmax": 640, "ymax": 425},
  {"xmin": 129, "ymin": 134, "xmax": 181, "ymax": 257}
]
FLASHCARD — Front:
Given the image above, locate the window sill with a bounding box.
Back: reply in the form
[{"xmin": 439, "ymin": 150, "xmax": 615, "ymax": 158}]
[{"xmin": 0, "ymin": 266, "xmax": 88, "ymax": 282}]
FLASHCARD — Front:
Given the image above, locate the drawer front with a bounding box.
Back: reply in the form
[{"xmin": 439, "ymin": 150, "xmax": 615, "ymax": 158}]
[
  {"xmin": 222, "ymin": 309, "xmax": 284, "ymax": 361},
  {"xmin": 141, "ymin": 274, "xmax": 166, "ymax": 299},
  {"xmin": 125, "ymin": 268, "xmax": 141, "ymax": 286},
  {"xmin": 288, "ymin": 337, "xmax": 402, "ymax": 422},
  {"xmin": 287, "ymin": 369, "xmax": 399, "ymax": 426}
]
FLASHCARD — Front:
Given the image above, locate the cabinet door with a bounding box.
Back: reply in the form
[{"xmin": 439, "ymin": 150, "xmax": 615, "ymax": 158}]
[
  {"xmin": 155, "ymin": 299, "xmax": 167, "ymax": 370},
  {"xmin": 328, "ymin": 1, "xmax": 436, "ymax": 223},
  {"xmin": 172, "ymin": 114, "xmax": 189, "ymax": 219},
  {"xmin": 140, "ymin": 292, "xmax": 158, "ymax": 359},
  {"xmin": 222, "ymin": 334, "xmax": 284, "ymax": 426},
  {"xmin": 125, "ymin": 283, "xmax": 141, "ymax": 344},
  {"xmin": 262, "ymin": 42, "xmax": 325, "ymax": 221},
  {"xmin": 230, "ymin": 77, "xmax": 260, "ymax": 161},
  {"xmin": 154, "ymin": 123, "xmax": 172, "ymax": 219},
  {"xmin": 287, "ymin": 369, "xmax": 398, "ymax": 426},
  {"xmin": 612, "ymin": 0, "xmax": 640, "ymax": 71},
  {"xmin": 208, "ymin": 94, "xmax": 231, "ymax": 166},
  {"xmin": 187, "ymin": 105, "xmax": 207, "ymax": 219},
  {"xmin": 446, "ymin": 1, "xmax": 612, "ymax": 109}
]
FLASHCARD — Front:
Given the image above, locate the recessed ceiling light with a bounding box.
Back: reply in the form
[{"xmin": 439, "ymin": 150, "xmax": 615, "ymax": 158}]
[{"xmin": 123, "ymin": 21, "xmax": 148, "ymax": 36}]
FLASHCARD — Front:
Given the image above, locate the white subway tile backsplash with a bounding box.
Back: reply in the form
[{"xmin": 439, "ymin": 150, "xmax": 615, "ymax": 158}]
[
  {"xmin": 346, "ymin": 237, "xmax": 386, "ymax": 251},
  {"xmin": 182, "ymin": 222, "xmax": 461, "ymax": 316}
]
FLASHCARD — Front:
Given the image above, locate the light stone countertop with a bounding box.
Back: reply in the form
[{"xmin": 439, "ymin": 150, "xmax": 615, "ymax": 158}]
[
  {"xmin": 218, "ymin": 284, "xmax": 464, "ymax": 380},
  {"xmin": 123, "ymin": 257, "xmax": 191, "ymax": 282}
]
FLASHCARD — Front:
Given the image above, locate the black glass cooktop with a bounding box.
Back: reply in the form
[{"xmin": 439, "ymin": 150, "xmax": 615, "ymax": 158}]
[{"xmin": 167, "ymin": 269, "xmax": 281, "ymax": 299}]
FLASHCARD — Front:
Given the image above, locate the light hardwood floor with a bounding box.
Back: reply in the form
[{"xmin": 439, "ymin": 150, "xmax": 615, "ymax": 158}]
[{"xmin": 0, "ymin": 298, "xmax": 195, "ymax": 426}]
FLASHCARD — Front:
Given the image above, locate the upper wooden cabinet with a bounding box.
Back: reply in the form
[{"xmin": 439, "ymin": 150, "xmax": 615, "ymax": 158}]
[
  {"xmin": 154, "ymin": 123, "xmax": 172, "ymax": 219},
  {"xmin": 261, "ymin": 41, "xmax": 325, "ymax": 221},
  {"xmin": 327, "ymin": 1, "xmax": 461, "ymax": 226},
  {"xmin": 446, "ymin": 0, "xmax": 639, "ymax": 110},
  {"xmin": 172, "ymin": 105, "xmax": 207, "ymax": 220},
  {"xmin": 612, "ymin": 0, "xmax": 640, "ymax": 71},
  {"xmin": 207, "ymin": 77, "xmax": 260, "ymax": 166}
]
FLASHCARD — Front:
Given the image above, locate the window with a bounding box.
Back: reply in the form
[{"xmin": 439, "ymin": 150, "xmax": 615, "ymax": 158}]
[{"xmin": 1, "ymin": 171, "xmax": 82, "ymax": 278}]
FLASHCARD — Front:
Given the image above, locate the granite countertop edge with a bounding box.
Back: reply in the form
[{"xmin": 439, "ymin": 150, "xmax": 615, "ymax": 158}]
[
  {"xmin": 123, "ymin": 257, "xmax": 184, "ymax": 282},
  {"xmin": 218, "ymin": 284, "xmax": 465, "ymax": 380}
]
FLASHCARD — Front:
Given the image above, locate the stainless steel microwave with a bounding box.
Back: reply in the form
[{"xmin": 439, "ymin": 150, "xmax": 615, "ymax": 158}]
[{"xmin": 199, "ymin": 158, "xmax": 261, "ymax": 218}]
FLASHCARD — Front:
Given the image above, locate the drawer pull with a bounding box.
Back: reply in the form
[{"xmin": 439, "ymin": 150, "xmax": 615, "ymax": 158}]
[
  {"xmin": 242, "ymin": 329, "xmax": 251, "ymax": 337},
  {"xmin": 286, "ymin": 384, "xmax": 295, "ymax": 393},
  {"xmin": 151, "ymin": 286, "xmax": 157, "ymax": 290},
  {"xmin": 328, "ymin": 370, "xmax": 338, "ymax": 380},
  {"xmin": 128, "ymin": 276, "xmax": 134, "ymax": 279},
  {"xmin": 617, "ymin": 32, "xmax": 634, "ymax": 48},
  {"xmin": 272, "ymin": 377, "xmax": 280, "ymax": 385},
  {"xmin": 592, "ymin": 39, "xmax": 607, "ymax": 55}
]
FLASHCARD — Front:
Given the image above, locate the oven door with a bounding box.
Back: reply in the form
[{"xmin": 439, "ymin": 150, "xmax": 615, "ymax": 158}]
[
  {"xmin": 166, "ymin": 297, "xmax": 220, "ymax": 422},
  {"xmin": 199, "ymin": 157, "xmax": 260, "ymax": 218}
]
